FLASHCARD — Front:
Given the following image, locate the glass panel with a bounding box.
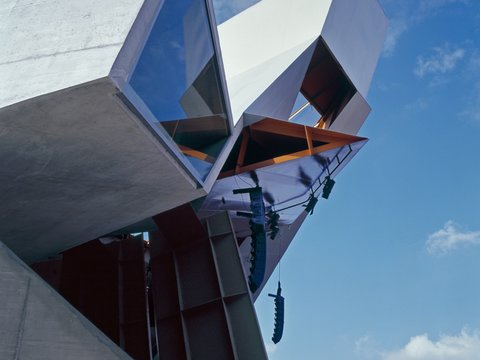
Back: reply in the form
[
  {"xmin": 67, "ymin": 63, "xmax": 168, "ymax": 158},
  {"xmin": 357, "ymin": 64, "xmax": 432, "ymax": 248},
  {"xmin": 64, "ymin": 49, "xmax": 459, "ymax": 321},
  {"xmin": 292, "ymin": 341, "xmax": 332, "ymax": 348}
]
[
  {"xmin": 289, "ymin": 93, "xmax": 321, "ymax": 127},
  {"xmin": 128, "ymin": 0, "xmax": 229, "ymax": 181},
  {"xmin": 211, "ymin": 0, "xmax": 261, "ymax": 25}
]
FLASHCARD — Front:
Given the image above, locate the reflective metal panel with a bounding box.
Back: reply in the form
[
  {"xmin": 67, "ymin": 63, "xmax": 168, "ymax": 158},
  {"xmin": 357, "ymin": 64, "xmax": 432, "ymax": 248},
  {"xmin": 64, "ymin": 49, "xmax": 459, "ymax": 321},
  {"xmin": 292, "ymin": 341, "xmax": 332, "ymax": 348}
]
[
  {"xmin": 201, "ymin": 140, "xmax": 367, "ymax": 225},
  {"xmin": 321, "ymin": 0, "xmax": 388, "ymax": 97},
  {"xmin": 289, "ymin": 92, "xmax": 321, "ymax": 127}
]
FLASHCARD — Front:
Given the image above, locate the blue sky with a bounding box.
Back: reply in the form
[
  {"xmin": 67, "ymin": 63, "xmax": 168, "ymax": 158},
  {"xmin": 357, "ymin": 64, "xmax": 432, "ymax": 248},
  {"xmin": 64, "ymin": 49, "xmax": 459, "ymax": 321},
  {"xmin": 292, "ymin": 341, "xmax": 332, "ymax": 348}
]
[{"xmin": 255, "ymin": 1, "xmax": 480, "ymax": 359}]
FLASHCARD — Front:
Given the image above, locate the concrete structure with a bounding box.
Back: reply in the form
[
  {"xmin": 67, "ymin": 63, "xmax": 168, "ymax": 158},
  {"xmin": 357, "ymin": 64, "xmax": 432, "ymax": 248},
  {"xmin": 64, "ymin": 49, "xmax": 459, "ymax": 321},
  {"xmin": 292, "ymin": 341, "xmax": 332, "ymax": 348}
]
[
  {"xmin": 0, "ymin": 241, "xmax": 132, "ymax": 360},
  {"xmin": 0, "ymin": 0, "xmax": 387, "ymax": 358}
]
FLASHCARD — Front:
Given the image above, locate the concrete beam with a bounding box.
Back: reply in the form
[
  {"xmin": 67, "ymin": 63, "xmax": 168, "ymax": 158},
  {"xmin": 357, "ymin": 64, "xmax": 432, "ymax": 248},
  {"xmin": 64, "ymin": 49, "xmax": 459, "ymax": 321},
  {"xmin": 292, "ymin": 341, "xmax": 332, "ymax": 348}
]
[{"xmin": 0, "ymin": 78, "xmax": 204, "ymax": 263}]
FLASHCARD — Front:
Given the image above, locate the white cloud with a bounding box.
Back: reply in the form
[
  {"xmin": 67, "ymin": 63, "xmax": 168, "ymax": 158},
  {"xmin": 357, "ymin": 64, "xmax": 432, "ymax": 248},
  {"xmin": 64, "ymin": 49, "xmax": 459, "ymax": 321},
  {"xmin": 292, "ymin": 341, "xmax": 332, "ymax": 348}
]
[
  {"xmin": 404, "ymin": 98, "xmax": 429, "ymax": 111},
  {"xmin": 382, "ymin": 329, "xmax": 480, "ymax": 360},
  {"xmin": 379, "ymin": 0, "xmax": 470, "ymax": 57},
  {"xmin": 458, "ymin": 54, "xmax": 480, "ymax": 124},
  {"xmin": 355, "ymin": 335, "xmax": 380, "ymax": 359},
  {"xmin": 458, "ymin": 82, "xmax": 480, "ymax": 124},
  {"xmin": 418, "ymin": 0, "xmax": 470, "ymax": 15},
  {"xmin": 356, "ymin": 336, "xmax": 372, "ymax": 350},
  {"xmin": 426, "ymin": 220, "xmax": 480, "ymax": 255},
  {"xmin": 383, "ymin": 19, "xmax": 408, "ymax": 57},
  {"xmin": 414, "ymin": 44, "xmax": 465, "ymax": 78},
  {"xmin": 468, "ymin": 52, "xmax": 480, "ymax": 71}
]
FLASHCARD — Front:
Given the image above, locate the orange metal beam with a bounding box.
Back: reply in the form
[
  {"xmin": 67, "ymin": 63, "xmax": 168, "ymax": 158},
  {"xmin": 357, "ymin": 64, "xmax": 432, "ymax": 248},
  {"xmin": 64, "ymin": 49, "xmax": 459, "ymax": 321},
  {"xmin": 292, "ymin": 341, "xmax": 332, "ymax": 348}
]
[
  {"xmin": 232, "ymin": 140, "xmax": 352, "ymax": 175},
  {"xmin": 250, "ymin": 118, "xmax": 365, "ymax": 143},
  {"xmin": 178, "ymin": 145, "xmax": 215, "ymax": 164},
  {"xmin": 218, "ymin": 118, "xmax": 365, "ymax": 179},
  {"xmin": 235, "ymin": 128, "xmax": 249, "ymax": 172},
  {"xmin": 304, "ymin": 126, "xmax": 313, "ymax": 154}
]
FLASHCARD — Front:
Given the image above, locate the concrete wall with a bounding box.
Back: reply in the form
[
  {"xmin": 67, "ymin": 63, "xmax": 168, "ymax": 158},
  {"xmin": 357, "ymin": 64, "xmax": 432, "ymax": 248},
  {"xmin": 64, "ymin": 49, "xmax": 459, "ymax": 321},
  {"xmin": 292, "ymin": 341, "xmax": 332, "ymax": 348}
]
[
  {"xmin": 0, "ymin": 240, "xmax": 132, "ymax": 360},
  {"xmin": 0, "ymin": 0, "xmax": 143, "ymax": 107}
]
